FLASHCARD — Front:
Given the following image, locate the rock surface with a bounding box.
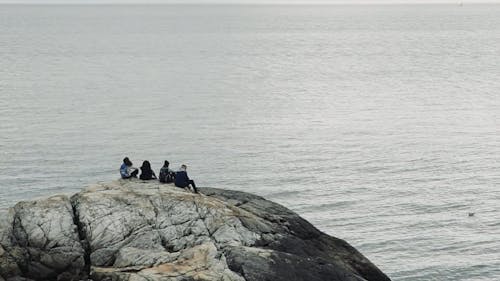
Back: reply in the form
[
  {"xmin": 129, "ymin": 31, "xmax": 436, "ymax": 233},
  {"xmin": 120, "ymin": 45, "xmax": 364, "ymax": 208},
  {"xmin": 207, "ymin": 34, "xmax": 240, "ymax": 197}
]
[{"xmin": 0, "ymin": 180, "xmax": 391, "ymax": 281}]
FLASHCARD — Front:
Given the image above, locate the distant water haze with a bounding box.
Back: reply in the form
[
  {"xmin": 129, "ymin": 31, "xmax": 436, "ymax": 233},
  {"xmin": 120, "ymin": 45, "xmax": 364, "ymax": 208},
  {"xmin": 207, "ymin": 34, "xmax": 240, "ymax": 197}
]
[
  {"xmin": 1, "ymin": 3, "xmax": 499, "ymax": 280},
  {"xmin": 3, "ymin": 0, "xmax": 500, "ymax": 4}
]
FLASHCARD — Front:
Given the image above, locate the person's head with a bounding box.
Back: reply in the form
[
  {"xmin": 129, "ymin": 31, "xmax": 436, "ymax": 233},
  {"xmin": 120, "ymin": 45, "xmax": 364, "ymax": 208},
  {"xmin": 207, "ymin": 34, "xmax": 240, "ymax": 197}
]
[
  {"xmin": 123, "ymin": 157, "xmax": 132, "ymax": 166},
  {"xmin": 164, "ymin": 160, "xmax": 169, "ymax": 167},
  {"xmin": 141, "ymin": 160, "xmax": 151, "ymax": 170},
  {"xmin": 180, "ymin": 164, "xmax": 187, "ymax": 171}
]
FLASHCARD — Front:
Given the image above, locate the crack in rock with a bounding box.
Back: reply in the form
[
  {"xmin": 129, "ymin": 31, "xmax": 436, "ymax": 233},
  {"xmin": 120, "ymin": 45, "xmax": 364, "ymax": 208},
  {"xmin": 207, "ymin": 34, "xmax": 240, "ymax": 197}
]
[{"xmin": 0, "ymin": 180, "xmax": 391, "ymax": 281}]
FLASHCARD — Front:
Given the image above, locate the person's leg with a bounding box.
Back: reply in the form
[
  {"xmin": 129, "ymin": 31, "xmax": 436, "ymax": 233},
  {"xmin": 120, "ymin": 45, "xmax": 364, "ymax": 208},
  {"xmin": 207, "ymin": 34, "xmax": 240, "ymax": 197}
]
[
  {"xmin": 189, "ymin": 180, "xmax": 198, "ymax": 193},
  {"xmin": 131, "ymin": 169, "xmax": 139, "ymax": 178},
  {"xmin": 189, "ymin": 180, "xmax": 196, "ymax": 188}
]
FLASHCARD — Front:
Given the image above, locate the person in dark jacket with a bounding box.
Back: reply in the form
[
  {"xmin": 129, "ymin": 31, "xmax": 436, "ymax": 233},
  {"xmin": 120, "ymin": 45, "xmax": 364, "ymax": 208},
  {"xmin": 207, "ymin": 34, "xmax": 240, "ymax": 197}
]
[
  {"xmin": 159, "ymin": 160, "xmax": 175, "ymax": 183},
  {"xmin": 139, "ymin": 160, "xmax": 157, "ymax": 180},
  {"xmin": 120, "ymin": 157, "xmax": 138, "ymax": 179},
  {"xmin": 175, "ymin": 164, "xmax": 198, "ymax": 193}
]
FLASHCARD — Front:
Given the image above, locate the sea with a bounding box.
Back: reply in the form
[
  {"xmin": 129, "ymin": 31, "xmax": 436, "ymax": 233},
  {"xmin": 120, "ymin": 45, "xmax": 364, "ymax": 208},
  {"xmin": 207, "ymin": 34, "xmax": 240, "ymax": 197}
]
[{"xmin": 0, "ymin": 3, "xmax": 499, "ymax": 280}]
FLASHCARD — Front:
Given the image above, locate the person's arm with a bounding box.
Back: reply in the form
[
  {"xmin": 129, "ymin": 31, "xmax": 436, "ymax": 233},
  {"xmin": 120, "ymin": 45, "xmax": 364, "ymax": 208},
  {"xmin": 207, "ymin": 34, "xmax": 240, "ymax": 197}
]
[{"xmin": 120, "ymin": 165, "xmax": 129, "ymax": 178}]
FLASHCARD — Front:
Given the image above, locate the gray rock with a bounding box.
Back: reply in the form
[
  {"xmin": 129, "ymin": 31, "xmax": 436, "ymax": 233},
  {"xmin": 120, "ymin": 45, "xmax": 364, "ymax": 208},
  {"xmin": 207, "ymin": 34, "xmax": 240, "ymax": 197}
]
[
  {"xmin": 5, "ymin": 277, "xmax": 35, "ymax": 281},
  {"xmin": 0, "ymin": 213, "xmax": 21, "ymax": 279},
  {"xmin": 1, "ymin": 180, "xmax": 391, "ymax": 281},
  {"xmin": 1, "ymin": 195, "xmax": 85, "ymax": 281}
]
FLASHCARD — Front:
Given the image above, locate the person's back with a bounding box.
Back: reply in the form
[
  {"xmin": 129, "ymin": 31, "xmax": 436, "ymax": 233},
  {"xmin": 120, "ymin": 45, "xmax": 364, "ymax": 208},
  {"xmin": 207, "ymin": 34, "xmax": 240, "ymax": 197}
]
[
  {"xmin": 140, "ymin": 160, "xmax": 157, "ymax": 180},
  {"xmin": 120, "ymin": 157, "xmax": 138, "ymax": 179},
  {"xmin": 120, "ymin": 162, "xmax": 128, "ymax": 178},
  {"xmin": 159, "ymin": 160, "xmax": 174, "ymax": 183},
  {"xmin": 175, "ymin": 164, "xmax": 197, "ymax": 193},
  {"xmin": 174, "ymin": 170, "xmax": 189, "ymax": 186}
]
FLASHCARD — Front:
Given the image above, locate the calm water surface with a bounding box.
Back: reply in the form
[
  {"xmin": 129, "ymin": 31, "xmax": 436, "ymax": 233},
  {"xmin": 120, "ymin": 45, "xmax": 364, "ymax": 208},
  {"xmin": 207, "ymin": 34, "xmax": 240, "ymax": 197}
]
[{"xmin": 1, "ymin": 4, "xmax": 499, "ymax": 280}]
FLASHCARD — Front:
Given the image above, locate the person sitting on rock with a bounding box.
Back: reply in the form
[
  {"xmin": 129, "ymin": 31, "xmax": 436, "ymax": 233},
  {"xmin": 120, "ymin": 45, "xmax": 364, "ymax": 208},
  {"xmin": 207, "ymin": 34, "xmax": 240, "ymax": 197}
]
[
  {"xmin": 139, "ymin": 160, "xmax": 157, "ymax": 180},
  {"xmin": 175, "ymin": 164, "xmax": 198, "ymax": 193},
  {"xmin": 120, "ymin": 157, "xmax": 138, "ymax": 179},
  {"xmin": 159, "ymin": 160, "xmax": 175, "ymax": 183}
]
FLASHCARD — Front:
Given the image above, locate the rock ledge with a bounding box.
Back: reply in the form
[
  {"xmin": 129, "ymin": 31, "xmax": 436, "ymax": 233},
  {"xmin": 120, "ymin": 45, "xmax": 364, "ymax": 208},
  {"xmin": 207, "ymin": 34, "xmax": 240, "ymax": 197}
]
[{"xmin": 0, "ymin": 180, "xmax": 391, "ymax": 281}]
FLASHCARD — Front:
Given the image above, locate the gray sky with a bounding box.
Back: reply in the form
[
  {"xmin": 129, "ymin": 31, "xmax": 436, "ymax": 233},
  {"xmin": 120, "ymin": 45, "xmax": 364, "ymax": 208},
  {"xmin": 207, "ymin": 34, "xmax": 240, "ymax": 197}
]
[{"xmin": 2, "ymin": 0, "xmax": 500, "ymax": 4}]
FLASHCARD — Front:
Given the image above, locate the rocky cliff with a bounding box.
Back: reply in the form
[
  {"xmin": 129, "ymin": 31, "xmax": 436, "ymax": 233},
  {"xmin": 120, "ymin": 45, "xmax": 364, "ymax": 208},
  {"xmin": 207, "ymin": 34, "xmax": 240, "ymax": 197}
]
[{"xmin": 0, "ymin": 180, "xmax": 391, "ymax": 281}]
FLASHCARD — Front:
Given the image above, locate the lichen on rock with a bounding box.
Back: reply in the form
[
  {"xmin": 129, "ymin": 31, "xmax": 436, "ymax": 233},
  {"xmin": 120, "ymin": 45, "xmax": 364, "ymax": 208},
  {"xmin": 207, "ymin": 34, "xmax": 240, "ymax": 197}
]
[{"xmin": 0, "ymin": 180, "xmax": 391, "ymax": 281}]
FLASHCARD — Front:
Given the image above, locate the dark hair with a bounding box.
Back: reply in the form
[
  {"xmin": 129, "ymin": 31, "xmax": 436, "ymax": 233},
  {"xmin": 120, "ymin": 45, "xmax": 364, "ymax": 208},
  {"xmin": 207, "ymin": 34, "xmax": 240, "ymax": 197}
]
[
  {"xmin": 164, "ymin": 160, "xmax": 169, "ymax": 167},
  {"xmin": 123, "ymin": 157, "xmax": 132, "ymax": 166},
  {"xmin": 141, "ymin": 160, "xmax": 151, "ymax": 170}
]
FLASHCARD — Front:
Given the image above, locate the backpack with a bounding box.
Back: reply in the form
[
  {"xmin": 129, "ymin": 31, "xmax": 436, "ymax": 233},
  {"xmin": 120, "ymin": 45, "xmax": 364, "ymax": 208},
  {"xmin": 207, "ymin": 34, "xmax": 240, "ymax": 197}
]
[{"xmin": 159, "ymin": 167, "xmax": 174, "ymax": 183}]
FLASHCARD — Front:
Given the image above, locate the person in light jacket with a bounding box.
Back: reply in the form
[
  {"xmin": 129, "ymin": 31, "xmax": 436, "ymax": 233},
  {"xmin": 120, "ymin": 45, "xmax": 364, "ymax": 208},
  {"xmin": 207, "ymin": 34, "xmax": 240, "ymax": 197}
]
[{"xmin": 120, "ymin": 157, "xmax": 138, "ymax": 179}]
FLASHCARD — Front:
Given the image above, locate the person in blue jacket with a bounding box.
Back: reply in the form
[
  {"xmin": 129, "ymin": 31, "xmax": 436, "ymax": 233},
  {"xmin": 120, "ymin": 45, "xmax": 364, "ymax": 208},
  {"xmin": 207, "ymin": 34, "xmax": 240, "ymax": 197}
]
[
  {"xmin": 175, "ymin": 164, "xmax": 198, "ymax": 193},
  {"xmin": 120, "ymin": 157, "xmax": 138, "ymax": 179}
]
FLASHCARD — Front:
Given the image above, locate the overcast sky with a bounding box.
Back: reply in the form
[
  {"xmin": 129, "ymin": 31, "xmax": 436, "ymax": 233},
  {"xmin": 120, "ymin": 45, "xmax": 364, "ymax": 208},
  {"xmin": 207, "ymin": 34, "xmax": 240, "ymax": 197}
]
[{"xmin": 2, "ymin": 0, "xmax": 499, "ymax": 4}]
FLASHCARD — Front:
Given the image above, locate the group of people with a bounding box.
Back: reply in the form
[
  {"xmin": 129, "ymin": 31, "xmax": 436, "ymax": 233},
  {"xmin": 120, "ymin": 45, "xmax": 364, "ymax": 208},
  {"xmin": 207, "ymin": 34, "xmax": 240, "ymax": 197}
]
[{"xmin": 120, "ymin": 157, "xmax": 198, "ymax": 193}]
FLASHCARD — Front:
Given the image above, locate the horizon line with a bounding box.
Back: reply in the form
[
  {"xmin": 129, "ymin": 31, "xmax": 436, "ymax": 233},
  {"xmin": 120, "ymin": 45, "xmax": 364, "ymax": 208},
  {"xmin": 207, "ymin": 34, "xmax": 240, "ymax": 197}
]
[{"xmin": 1, "ymin": 1, "xmax": 500, "ymax": 4}]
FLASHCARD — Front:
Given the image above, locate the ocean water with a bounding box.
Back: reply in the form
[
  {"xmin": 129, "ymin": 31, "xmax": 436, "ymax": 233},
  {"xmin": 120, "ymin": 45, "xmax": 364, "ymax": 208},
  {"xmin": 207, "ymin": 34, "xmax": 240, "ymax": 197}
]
[{"xmin": 1, "ymin": 4, "xmax": 499, "ymax": 280}]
